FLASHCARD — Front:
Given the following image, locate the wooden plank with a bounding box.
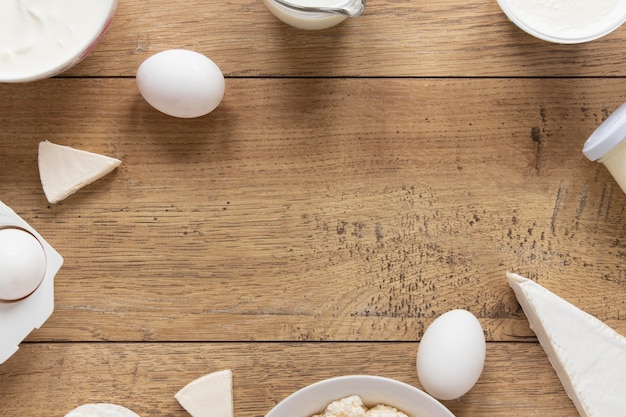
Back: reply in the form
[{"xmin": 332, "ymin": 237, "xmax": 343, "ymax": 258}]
[
  {"xmin": 1, "ymin": 78, "xmax": 625, "ymax": 342},
  {"xmin": 0, "ymin": 342, "xmax": 579, "ymax": 417},
  {"xmin": 61, "ymin": 0, "xmax": 626, "ymax": 77},
  {"xmin": 2, "ymin": 1, "xmax": 624, "ymax": 415}
]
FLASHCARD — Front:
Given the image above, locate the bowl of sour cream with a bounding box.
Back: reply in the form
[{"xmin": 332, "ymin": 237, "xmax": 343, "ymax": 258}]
[
  {"xmin": 496, "ymin": 0, "xmax": 626, "ymax": 43},
  {"xmin": 0, "ymin": 0, "xmax": 117, "ymax": 83}
]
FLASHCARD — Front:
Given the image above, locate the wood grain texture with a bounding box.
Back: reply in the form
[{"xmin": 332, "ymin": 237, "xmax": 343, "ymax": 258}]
[
  {"xmin": 0, "ymin": 342, "xmax": 579, "ymax": 417},
  {"xmin": 1, "ymin": 78, "xmax": 626, "ymax": 343},
  {"xmin": 62, "ymin": 0, "xmax": 626, "ymax": 77}
]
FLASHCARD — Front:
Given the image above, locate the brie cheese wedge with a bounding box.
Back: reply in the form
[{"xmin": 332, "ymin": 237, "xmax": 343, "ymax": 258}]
[
  {"xmin": 64, "ymin": 403, "xmax": 141, "ymax": 417},
  {"xmin": 175, "ymin": 369, "xmax": 234, "ymax": 417},
  {"xmin": 507, "ymin": 272, "xmax": 626, "ymax": 417},
  {"xmin": 38, "ymin": 140, "xmax": 121, "ymax": 204}
]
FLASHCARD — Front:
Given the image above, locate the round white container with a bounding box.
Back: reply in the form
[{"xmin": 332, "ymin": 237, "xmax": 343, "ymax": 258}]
[
  {"xmin": 496, "ymin": 0, "xmax": 626, "ymax": 43},
  {"xmin": 264, "ymin": 0, "xmax": 363, "ymax": 30},
  {"xmin": 583, "ymin": 101, "xmax": 626, "ymax": 195},
  {"xmin": 0, "ymin": 0, "xmax": 117, "ymax": 83}
]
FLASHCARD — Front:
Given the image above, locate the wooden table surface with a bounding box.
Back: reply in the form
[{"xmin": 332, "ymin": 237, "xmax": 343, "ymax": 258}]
[{"xmin": 2, "ymin": 1, "xmax": 626, "ymax": 416}]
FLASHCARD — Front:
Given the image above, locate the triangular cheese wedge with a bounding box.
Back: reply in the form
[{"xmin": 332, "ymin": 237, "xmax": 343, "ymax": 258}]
[
  {"xmin": 175, "ymin": 369, "xmax": 233, "ymax": 417},
  {"xmin": 507, "ymin": 272, "xmax": 626, "ymax": 417},
  {"xmin": 38, "ymin": 140, "xmax": 121, "ymax": 204}
]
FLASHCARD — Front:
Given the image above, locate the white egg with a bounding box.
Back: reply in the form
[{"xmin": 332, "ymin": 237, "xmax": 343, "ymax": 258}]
[
  {"xmin": 0, "ymin": 228, "xmax": 47, "ymax": 301},
  {"xmin": 416, "ymin": 309, "xmax": 486, "ymax": 400},
  {"xmin": 136, "ymin": 49, "xmax": 225, "ymax": 118}
]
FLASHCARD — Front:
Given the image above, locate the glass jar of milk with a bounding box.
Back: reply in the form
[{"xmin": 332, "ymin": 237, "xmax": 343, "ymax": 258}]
[{"xmin": 264, "ymin": 0, "xmax": 365, "ymax": 30}]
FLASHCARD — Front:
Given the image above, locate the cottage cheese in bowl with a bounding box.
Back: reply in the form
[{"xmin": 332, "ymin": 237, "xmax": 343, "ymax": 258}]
[
  {"xmin": 0, "ymin": 0, "xmax": 117, "ymax": 82},
  {"xmin": 497, "ymin": 0, "xmax": 626, "ymax": 43},
  {"xmin": 265, "ymin": 375, "xmax": 455, "ymax": 417}
]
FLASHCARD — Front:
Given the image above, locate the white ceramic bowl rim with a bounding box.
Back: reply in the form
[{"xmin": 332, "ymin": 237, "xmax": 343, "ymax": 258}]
[
  {"xmin": 496, "ymin": 0, "xmax": 626, "ymax": 44},
  {"xmin": 265, "ymin": 375, "xmax": 456, "ymax": 417}
]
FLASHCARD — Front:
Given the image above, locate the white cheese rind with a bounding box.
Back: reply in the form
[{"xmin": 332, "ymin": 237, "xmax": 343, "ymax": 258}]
[
  {"xmin": 38, "ymin": 140, "xmax": 121, "ymax": 204},
  {"xmin": 507, "ymin": 272, "xmax": 626, "ymax": 417},
  {"xmin": 175, "ymin": 369, "xmax": 233, "ymax": 417},
  {"xmin": 64, "ymin": 403, "xmax": 141, "ymax": 417}
]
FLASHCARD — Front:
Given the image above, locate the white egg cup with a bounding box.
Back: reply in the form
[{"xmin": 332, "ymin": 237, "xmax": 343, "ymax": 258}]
[{"xmin": 0, "ymin": 201, "xmax": 63, "ymax": 364}]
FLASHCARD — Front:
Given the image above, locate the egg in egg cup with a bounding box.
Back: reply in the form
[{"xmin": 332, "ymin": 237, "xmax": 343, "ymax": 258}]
[{"xmin": 0, "ymin": 201, "xmax": 63, "ymax": 364}]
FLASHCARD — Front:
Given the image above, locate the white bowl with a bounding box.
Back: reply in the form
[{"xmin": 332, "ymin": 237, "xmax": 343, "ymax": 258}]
[
  {"xmin": 496, "ymin": 0, "xmax": 626, "ymax": 44},
  {"xmin": 0, "ymin": 0, "xmax": 117, "ymax": 83},
  {"xmin": 265, "ymin": 375, "xmax": 456, "ymax": 417}
]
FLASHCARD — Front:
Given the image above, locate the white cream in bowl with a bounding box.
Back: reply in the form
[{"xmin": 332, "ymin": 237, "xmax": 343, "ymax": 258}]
[
  {"xmin": 497, "ymin": 0, "xmax": 626, "ymax": 43},
  {"xmin": 0, "ymin": 0, "xmax": 117, "ymax": 82}
]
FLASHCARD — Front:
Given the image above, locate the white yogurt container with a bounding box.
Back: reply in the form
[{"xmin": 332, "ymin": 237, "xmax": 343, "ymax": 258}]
[
  {"xmin": 264, "ymin": 0, "xmax": 365, "ymax": 30},
  {"xmin": 583, "ymin": 102, "xmax": 626, "ymax": 195},
  {"xmin": 0, "ymin": 0, "xmax": 117, "ymax": 83},
  {"xmin": 0, "ymin": 201, "xmax": 63, "ymax": 364},
  {"xmin": 496, "ymin": 0, "xmax": 626, "ymax": 43}
]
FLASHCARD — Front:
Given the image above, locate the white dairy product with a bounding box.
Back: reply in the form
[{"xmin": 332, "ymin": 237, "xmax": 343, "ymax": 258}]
[
  {"xmin": 175, "ymin": 370, "xmax": 234, "ymax": 417},
  {"xmin": 599, "ymin": 143, "xmax": 626, "ymax": 195},
  {"xmin": 65, "ymin": 403, "xmax": 142, "ymax": 417},
  {"xmin": 497, "ymin": 0, "xmax": 626, "ymax": 43},
  {"xmin": 0, "ymin": 0, "xmax": 117, "ymax": 82},
  {"xmin": 583, "ymin": 101, "xmax": 626, "ymax": 195},
  {"xmin": 314, "ymin": 395, "xmax": 367, "ymax": 417},
  {"xmin": 38, "ymin": 140, "xmax": 121, "ymax": 204},
  {"xmin": 313, "ymin": 396, "xmax": 408, "ymax": 417},
  {"xmin": 263, "ymin": 0, "xmax": 363, "ymax": 30},
  {"xmin": 507, "ymin": 272, "xmax": 626, "ymax": 417}
]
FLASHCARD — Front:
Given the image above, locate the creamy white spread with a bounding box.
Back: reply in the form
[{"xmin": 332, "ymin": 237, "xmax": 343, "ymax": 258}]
[
  {"xmin": 505, "ymin": 0, "xmax": 625, "ymax": 40},
  {"xmin": 312, "ymin": 395, "xmax": 408, "ymax": 417},
  {"xmin": 0, "ymin": 0, "xmax": 115, "ymax": 81}
]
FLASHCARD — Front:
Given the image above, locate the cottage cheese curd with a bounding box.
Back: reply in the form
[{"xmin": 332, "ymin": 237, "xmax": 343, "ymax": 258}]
[
  {"xmin": 497, "ymin": 0, "xmax": 626, "ymax": 43},
  {"xmin": 0, "ymin": 0, "xmax": 117, "ymax": 82},
  {"xmin": 313, "ymin": 395, "xmax": 408, "ymax": 417}
]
